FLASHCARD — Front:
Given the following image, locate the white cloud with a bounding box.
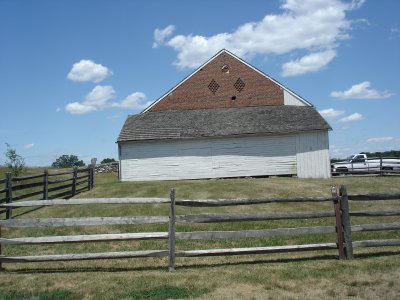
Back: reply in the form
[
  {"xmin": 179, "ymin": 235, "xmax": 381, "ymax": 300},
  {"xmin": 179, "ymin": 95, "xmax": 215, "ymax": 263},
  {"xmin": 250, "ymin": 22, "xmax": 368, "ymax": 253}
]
[
  {"xmin": 85, "ymin": 85, "xmax": 115, "ymax": 107},
  {"xmin": 390, "ymin": 25, "xmax": 400, "ymax": 39},
  {"xmin": 281, "ymin": 50, "xmax": 336, "ymax": 76},
  {"xmin": 367, "ymin": 137, "xmax": 394, "ymax": 143},
  {"xmin": 348, "ymin": 0, "xmax": 366, "ymax": 10},
  {"xmin": 67, "ymin": 60, "xmax": 112, "ymax": 83},
  {"xmin": 23, "ymin": 143, "xmax": 35, "ymax": 149},
  {"xmin": 153, "ymin": 25, "xmax": 176, "ymax": 48},
  {"xmin": 110, "ymin": 92, "xmax": 152, "ymax": 110},
  {"xmin": 65, "ymin": 85, "xmax": 115, "ymax": 114},
  {"xmin": 339, "ymin": 112, "xmax": 363, "ymax": 123},
  {"xmin": 330, "ymin": 81, "xmax": 394, "ymax": 99},
  {"xmin": 156, "ymin": 0, "xmax": 364, "ymax": 74},
  {"xmin": 318, "ymin": 108, "xmax": 345, "ymax": 118},
  {"xmin": 65, "ymin": 86, "xmax": 148, "ymax": 115},
  {"xmin": 65, "ymin": 102, "xmax": 97, "ymax": 115}
]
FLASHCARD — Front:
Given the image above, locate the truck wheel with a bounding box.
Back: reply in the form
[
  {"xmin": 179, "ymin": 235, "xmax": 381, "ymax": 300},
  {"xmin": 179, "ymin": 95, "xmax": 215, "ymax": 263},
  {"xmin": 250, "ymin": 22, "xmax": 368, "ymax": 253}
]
[{"xmin": 382, "ymin": 167, "xmax": 393, "ymax": 175}]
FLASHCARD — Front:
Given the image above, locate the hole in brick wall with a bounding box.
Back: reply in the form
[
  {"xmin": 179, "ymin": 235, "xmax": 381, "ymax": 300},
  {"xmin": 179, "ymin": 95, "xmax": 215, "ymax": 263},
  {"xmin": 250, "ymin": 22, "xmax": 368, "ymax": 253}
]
[
  {"xmin": 231, "ymin": 96, "xmax": 236, "ymax": 100},
  {"xmin": 234, "ymin": 78, "xmax": 245, "ymax": 92},
  {"xmin": 208, "ymin": 79, "xmax": 220, "ymax": 94}
]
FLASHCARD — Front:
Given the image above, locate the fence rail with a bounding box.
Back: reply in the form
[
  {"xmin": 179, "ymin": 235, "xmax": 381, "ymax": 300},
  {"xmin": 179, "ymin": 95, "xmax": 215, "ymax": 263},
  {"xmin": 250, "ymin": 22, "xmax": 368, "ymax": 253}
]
[
  {"xmin": 0, "ymin": 187, "xmax": 399, "ymax": 271},
  {"xmin": 331, "ymin": 156, "xmax": 400, "ymax": 176},
  {"xmin": 0, "ymin": 167, "xmax": 95, "ymax": 219}
]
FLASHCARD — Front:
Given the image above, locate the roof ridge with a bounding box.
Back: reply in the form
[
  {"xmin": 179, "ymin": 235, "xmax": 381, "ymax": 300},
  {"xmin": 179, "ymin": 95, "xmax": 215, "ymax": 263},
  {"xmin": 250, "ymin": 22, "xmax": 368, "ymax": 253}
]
[{"xmin": 141, "ymin": 50, "xmax": 312, "ymax": 113}]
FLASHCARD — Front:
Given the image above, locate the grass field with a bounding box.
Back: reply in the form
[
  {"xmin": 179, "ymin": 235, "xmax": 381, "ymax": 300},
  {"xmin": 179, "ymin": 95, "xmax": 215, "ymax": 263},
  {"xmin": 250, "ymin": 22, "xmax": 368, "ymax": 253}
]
[{"xmin": 0, "ymin": 172, "xmax": 399, "ymax": 299}]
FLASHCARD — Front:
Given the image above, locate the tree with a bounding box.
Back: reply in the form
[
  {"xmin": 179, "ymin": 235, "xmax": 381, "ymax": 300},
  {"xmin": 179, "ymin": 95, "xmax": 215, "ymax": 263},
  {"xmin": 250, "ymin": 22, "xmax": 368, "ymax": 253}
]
[
  {"xmin": 100, "ymin": 158, "xmax": 116, "ymax": 164},
  {"xmin": 4, "ymin": 143, "xmax": 25, "ymax": 176},
  {"xmin": 52, "ymin": 155, "xmax": 85, "ymax": 168}
]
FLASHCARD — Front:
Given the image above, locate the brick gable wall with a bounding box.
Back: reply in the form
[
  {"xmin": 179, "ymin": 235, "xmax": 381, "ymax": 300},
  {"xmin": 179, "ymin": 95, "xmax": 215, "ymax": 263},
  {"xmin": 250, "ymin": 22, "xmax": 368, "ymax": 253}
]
[{"xmin": 149, "ymin": 52, "xmax": 284, "ymax": 112}]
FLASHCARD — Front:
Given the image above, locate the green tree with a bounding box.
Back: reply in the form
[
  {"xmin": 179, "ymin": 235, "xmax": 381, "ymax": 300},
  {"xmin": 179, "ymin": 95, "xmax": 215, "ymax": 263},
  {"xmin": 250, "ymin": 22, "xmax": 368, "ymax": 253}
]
[
  {"xmin": 100, "ymin": 158, "xmax": 116, "ymax": 164},
  {"xmin": 4, "ymin": 143, "xmax": 25, "ymax": 176},
  {"xmin": 52, "ymin": 155, "xmax": 85, "ymax": 168}
]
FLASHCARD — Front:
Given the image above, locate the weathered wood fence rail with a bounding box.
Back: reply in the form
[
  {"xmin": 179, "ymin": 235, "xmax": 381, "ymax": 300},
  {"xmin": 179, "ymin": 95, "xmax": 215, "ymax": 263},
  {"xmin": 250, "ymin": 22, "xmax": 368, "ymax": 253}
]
[
  {"xmin": 0, "ymin": 186, "xmax": 399, "ymax": 271},
  {"xmin": 0, "ymin": 167, "xmax": 95, "ymax": 219},
  {"xmin": 332, "ymin": 156, "xmax": 400, "ymax": 176}
]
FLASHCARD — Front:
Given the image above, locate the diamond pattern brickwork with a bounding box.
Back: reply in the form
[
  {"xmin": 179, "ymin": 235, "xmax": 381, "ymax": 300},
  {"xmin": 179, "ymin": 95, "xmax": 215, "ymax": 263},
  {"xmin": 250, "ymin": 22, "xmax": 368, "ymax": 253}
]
[
  {"xmin": 148, "ymin": 51, "xmax": 284, "ymax": 112},
  {"xmin": 208, "ymin": 79, "xmax": 220, "ymax": 94},
  {"xmin": 234, "ymin": 78, "xmax": 245, "ymax": 93}
]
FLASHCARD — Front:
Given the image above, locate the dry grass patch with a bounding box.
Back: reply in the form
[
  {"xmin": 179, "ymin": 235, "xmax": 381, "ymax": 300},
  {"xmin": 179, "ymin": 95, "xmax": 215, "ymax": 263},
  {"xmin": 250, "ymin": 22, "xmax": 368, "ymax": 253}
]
[{"xmin": 1, "ymin": 174, "xmax": 399, "ymax": 299}]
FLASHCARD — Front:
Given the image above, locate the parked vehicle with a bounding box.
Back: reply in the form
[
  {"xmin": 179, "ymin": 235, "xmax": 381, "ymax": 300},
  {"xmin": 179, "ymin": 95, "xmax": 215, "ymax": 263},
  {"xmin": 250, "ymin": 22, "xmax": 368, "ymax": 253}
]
[{"xmin": 331, "ymin": 153, "xmax": 400, "ymax": 175}]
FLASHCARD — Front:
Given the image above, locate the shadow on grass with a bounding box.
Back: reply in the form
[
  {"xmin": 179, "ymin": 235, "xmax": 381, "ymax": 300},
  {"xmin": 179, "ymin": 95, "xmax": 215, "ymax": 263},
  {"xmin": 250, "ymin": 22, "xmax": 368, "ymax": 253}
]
[
  {"xmin": 0, "ymin": 290, "xmax": 73, "ymax": 300},
  {"xmin": 10, "ymin": 205, "xmax": 45, "ymax": 219},
  {"xmin": 116, "ymin": 285, "xmax": 209, "ymax": 300},
  {"xmin": 4, "ymin": 250, "xmax": 399, "ymax": 274}
]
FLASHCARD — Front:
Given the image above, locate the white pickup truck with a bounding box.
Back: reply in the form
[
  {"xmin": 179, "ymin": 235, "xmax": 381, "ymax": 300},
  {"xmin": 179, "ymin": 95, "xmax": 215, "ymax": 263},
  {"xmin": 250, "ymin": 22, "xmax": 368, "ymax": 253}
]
[{"xmin": 331, "ymin": 153, "xmax": 400, "ymax": 174}]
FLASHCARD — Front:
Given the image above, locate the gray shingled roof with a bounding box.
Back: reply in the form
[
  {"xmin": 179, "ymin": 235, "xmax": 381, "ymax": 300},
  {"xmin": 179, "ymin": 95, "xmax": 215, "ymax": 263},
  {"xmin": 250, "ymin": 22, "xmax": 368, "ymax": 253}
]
[{"xmin": 117, "ymin": 106, "xmax": 331, "ymax": 142}]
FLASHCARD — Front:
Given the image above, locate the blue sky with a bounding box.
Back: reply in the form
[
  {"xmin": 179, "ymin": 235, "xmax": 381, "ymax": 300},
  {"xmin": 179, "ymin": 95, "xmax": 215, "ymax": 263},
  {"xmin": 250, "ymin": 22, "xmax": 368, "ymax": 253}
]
[{"xmin": 0, "ymin": 0, "xmax": 399, "ymax": 166}]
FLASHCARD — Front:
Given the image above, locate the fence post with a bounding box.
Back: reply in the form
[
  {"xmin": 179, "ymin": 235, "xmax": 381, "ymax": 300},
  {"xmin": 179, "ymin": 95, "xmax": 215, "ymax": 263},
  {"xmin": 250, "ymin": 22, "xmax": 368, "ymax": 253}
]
[
  {"xmin": 0, "ymin": 225, "xmax": 3, "ymax": 271},
  {"xmin": 331, "ymin": 186, "xmax": 345, "ymax": 259},
  {"xmin": 92, "ymin": 166, "xmax": 95, "ymax": 189},
  {"xmin": 339, "ymin": 185, "xmax": 354, "ymax": 259},
  {"xmin": 43, "ymin": 169, "xmax": 49, "ymax": 200},
  {"xmin": 87, "ymin": 167, "xmax": 91, "ymax": 191},
  {"xmin": 90, "ymin": 167, "xmax": 95, "ymax": 189},
  {"xmin": 168, "ymin": 188, "xmax": 176, "ymax": 272},
  {"xmin": 5, "ymin": 173, "xmax": 12, "ymax": 219},
  {"xmin": 380, "ymin": 156, "xmax": 383, "ymax": 176},
  {"xmin": 72, "ymin": 167, "xmax": 77, "ymax": 197}
]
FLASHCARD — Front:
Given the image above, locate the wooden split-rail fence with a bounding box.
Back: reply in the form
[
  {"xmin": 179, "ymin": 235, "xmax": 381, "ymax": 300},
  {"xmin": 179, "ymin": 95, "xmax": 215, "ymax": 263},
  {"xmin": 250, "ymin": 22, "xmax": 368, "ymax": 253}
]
[
  {"xmin": 0, "ymin": 167, "xmax": 95, "ymax": 219},
  {"xmin": 0, "ymin": 186, "xmax": 399, "ymax": 271}
]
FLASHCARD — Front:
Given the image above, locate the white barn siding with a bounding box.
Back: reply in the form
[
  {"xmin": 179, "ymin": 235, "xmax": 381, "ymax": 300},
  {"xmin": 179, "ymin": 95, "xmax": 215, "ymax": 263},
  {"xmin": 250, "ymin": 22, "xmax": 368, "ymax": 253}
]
[
  {"xmin": 283, "ymin": 90, "xmax": 307, "ymax": 106},
  {"xmin": 120, "ymin": 135, "xmax": 297, "ymax": 181},
  {"xmin": 296, "ymin": 131, "xmax": 331, "ymax": 178}
]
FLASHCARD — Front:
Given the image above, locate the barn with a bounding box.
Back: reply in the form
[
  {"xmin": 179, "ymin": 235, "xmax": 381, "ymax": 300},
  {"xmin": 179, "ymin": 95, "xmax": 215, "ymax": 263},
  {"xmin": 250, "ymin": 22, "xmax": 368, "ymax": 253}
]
[{"xmin": 117, "ymin": 50, "xmax": 331, "ymax": 181}]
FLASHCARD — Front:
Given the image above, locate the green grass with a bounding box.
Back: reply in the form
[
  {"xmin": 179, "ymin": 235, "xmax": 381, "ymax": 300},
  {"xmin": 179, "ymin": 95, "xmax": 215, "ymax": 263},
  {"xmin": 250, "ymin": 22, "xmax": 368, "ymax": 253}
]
[
  {"xmin": 117, "ymin": 285, "xmax": 208, "ymax": 300},
  {"xmin": 0, "ymin": 290, "xmax": 73, "ymax": 300},
  {"xmin": 0, "ymin": 173, "xmax": 399, "ymax": 299},
  {"xmin": 0, "ymin": 166, "xmax": 48, "ymax": 178}
]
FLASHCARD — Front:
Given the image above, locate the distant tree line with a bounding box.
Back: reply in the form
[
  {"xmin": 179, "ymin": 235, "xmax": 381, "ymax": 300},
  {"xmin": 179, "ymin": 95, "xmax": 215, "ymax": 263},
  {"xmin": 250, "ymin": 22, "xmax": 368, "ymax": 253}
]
[
  {"xmin": 3, "ymin": 147, "xmax": 118, "ymax": 173},
  {"xmin": 100, "ymin": 158, "xmax": 116, "ymax": 164},
  {"xmin": 361, "ymin": 150, "xmax": 400, "ymax": 158},
  {"xmin": 52, "ymin": 155, "xmax": 85, "ymax": 168},
  {"xmin": 331, "ymin": 149, "xmax": 400, "ymax": 162}
]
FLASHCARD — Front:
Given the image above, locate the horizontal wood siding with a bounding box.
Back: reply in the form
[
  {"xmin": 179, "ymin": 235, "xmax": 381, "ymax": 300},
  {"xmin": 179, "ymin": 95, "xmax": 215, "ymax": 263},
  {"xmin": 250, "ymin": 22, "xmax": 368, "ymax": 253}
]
[
  {"xmin": 120, "ymin": 135, "xmax": 297, "ymax": 181},
  {"xmin": 296, "ymin": 131, "xmax": 331, "ymax": 178},
  {"xmin": 210, "ymin": 136, "xmax": 296, "ymax": 178}
]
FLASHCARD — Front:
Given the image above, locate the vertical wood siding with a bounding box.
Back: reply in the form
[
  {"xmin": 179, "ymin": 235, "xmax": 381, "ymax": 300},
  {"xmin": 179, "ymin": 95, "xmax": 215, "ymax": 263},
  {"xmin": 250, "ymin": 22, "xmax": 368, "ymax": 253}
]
[
  {"xmin": 120, "ymin": 135, "xmax": 297, "ymax": 181},
  {"xmin": 296, "ymin": 131, "xmax": 331, "ymax": 178},
  {"xmin": 283, "ymin": 90, "xmax": 307, "ymax": 106}
]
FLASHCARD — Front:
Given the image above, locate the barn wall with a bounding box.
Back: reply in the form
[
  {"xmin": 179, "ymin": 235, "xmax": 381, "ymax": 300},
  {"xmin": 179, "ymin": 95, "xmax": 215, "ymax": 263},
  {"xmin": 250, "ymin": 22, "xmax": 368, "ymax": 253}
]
[
  {"xmin": 119, "ymin": 135, "xmax": 297, "ymax": 181},
  {"xmin": 148, "ymin": 51, "xmax": 284, "ymax": 112},
  {"xmin": 296, "ymin": 131, "xmax": 331, "ymax": 178},
  {"xmin": 283, "ymin": 90, "xmax": 307, "ymax": 106}
]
